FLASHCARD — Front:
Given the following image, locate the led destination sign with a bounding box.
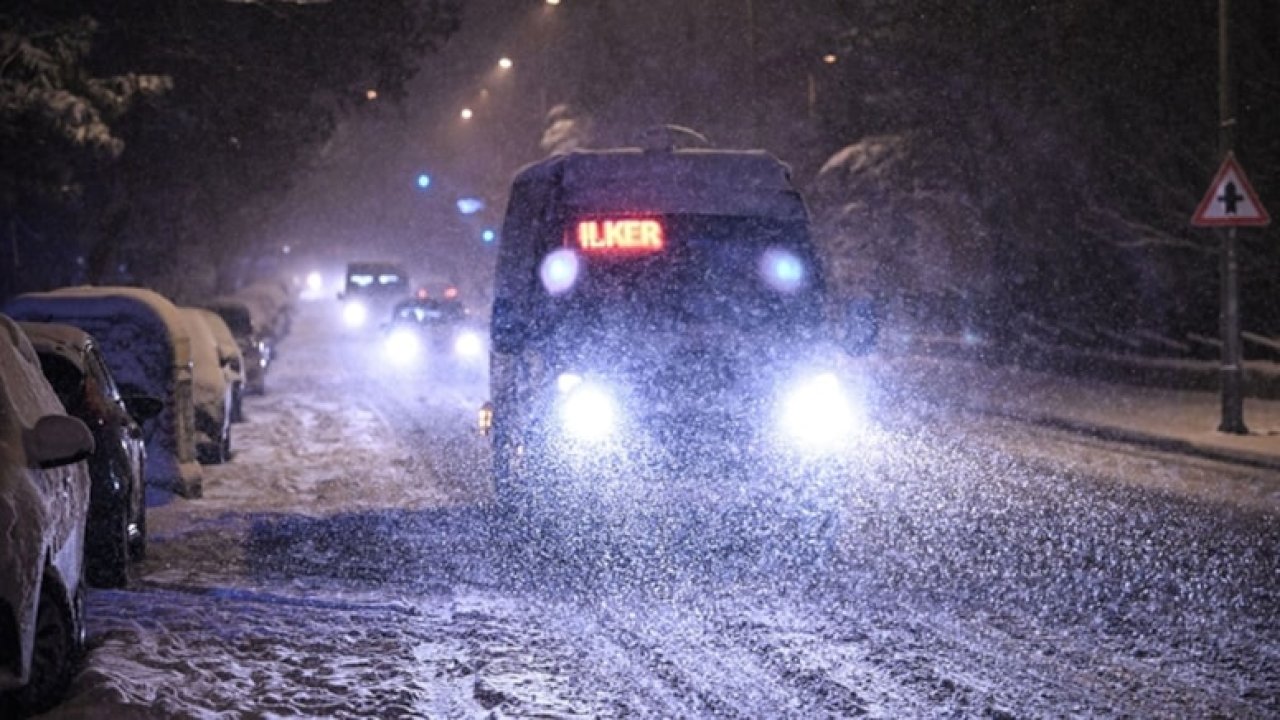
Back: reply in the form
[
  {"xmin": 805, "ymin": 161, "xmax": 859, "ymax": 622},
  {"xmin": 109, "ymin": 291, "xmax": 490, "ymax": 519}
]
[{"xmin": 574, "ymin": 218, "xmax": 664, "ymax": 252}]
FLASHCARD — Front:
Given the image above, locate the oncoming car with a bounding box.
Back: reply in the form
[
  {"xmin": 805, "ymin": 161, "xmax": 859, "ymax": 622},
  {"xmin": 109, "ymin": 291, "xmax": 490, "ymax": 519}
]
[
  {"xmin": 381, "ymin": 296, "xmax": 487, "ymax": 375},
  {"xmin": 487, "ymin": 131, "xmax": 870, "ymax": 515},
  {"xmin": 339, "ymin": 262, "xmax": 409, "ymax": 330}
]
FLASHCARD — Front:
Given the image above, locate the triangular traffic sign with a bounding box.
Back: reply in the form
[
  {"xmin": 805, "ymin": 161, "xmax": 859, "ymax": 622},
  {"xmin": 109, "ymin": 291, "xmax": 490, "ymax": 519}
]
[{"xmin": 1192, "ymin": 152, "xmax": 1271, "ymax": 227}]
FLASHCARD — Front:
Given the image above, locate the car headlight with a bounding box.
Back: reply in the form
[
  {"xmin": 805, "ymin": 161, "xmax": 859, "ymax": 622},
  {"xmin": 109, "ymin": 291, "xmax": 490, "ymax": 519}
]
[
  {"xmin": 453, "ymin": 330, "xmax": 484, "ymax": 359},
  {"xmin": 780, "ymin": 372, "xmax": 862, "ymax": 449},
  {"xmin": 342, "ymin": 301, "xmax": 368, "ymax": 328},
  {"xmin": 384, "ymin": 327, "xmax": 421, "ymax": 364},
  {"xmin": 558, "ymin": 375, "xmax": 618, "ymax": 442}
]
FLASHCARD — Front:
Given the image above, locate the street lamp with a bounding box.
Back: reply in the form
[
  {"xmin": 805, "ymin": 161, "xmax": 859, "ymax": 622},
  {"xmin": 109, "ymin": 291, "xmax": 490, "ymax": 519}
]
[
  {"xmin": 460, "ymin": 107, "xmax": 474, "ymax": 120},
  {"xmin": 498, "ymin": 57, "xmax": 513, "ymax": 70},
  {"xmin": 546, "ymin": 0, "xmax": 560, "ymax": 5}
]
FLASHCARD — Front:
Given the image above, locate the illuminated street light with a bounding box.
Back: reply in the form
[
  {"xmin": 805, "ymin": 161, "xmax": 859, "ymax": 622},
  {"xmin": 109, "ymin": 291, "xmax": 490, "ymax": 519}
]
[
  {"xmin": 365, "ymin": 89, "xmax": 378, "ymax": 101},
  {"xmin": 416, "ymin": 173, "xmax": 431, "ymax": 189},
  {"xmin": 822, "ymin": 53, "xmax": 838, "ymax": 65},
  {"xmin": 460, "ymin": 107, "xmax": 474, "ymax": 120},
  {"xmin": 498, "ymin": 57, "xmax": 513, "ymax": 70},
  {"xmin": 546, "ymin": 0, "xmax": 560, "ymax": 5},
  {"xmin": 482, "ymin": 229, "xmax": 496, "ymax": 243},
  {"xmin": 457, "ymin": 197, "xmax": 485, "ymax": 215}
]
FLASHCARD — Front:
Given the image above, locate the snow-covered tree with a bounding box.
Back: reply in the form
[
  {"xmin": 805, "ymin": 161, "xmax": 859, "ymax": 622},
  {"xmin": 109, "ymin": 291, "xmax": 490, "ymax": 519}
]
[
  {"xmin": 0, "ymin": 11, "xmax": 169, "ymax": 295},
  {"xmin": 1, "ymin": 0, "xmax": 462, "ymax": 301},
  {"xmin": 808, "ymin": 0, "xmax": 1279, "ymax": 341}
]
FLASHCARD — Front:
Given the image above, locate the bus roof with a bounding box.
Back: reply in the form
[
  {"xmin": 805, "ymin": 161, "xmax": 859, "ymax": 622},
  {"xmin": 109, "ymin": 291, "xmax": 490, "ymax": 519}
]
[{"xmin": 509, "ymin": 148, "xmax": 809, "ymax": 221}]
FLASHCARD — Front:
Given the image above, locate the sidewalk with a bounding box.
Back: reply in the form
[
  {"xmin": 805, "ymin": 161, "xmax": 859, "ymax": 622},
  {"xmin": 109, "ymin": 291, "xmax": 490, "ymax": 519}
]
[{"xmin": 881, "ymin": 355, "xmax": 1280, "ymax": 473}]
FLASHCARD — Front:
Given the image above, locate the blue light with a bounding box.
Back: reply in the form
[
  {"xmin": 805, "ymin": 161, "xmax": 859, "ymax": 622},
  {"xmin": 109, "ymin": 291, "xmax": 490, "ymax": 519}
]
[
  {"xmin": 539, "ymin": 249, "xmax": 580, "ymax": 295},
  {"xmin": 416, "ymin": 173, "xmax": 432, "ymax": 189},
  {"xmin": 481, "ymin": 229, "xmax": 496, "ymax": 243},
  {"xmin": 457, "ymin": 197, "xmax": 485, "ymax": 215},
  {"xmin": 760, "ymin": 248, "xmax": 806, "ymax": 292}
]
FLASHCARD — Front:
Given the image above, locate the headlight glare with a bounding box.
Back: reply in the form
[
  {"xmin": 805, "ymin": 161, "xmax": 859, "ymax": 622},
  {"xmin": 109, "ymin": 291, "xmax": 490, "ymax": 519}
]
[
  {"xmin": 781, "ymin": 372, "xmax": 860, "ymax": 449},
  {"xmin": 539, "ymin": 249, "xmax": 581, "ymax": 295},
  {"xmin": 342, "ymin": 301, "xmax": 368, "ymax": 328},
  {"xmin": 453, "ymin": 330, "xmax": 484, "ymax": 358},
  {"xmin": 384, "ymin": 327, "xmax": 421, "ymax": 364},
  {"xmin": 559, "ymin": 382, "xmax": 618, "ymax": 442}
]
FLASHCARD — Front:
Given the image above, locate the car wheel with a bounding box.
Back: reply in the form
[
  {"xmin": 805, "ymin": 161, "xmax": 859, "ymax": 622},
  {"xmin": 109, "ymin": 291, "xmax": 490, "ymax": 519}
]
[
  {"xmin": 196, "ymin": 441, "xmax": 222, "ymax": 465},
  {"xmin": 88, "ymin": 499, "xmax": 131, "ymax": 588},
  {"xmin": 230, "ymin": 387, "xmax": 244, "ymax": 423},
  {"xmin": 5, "ymin": 575, "xmax": 80, "ymax": 715}
]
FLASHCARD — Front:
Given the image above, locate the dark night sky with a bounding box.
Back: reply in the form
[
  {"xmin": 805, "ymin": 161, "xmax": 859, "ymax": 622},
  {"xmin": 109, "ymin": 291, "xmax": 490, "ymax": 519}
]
[{"xmin": 262, "ymin": 1, "xmax": 845, "ymax": 293}]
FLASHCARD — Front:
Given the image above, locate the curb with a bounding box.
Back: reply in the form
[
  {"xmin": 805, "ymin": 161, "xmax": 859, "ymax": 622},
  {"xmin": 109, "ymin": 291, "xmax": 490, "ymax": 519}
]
[{"xmin": 976, "ymin": 406, "xmax": 1280, "ymax": 474}]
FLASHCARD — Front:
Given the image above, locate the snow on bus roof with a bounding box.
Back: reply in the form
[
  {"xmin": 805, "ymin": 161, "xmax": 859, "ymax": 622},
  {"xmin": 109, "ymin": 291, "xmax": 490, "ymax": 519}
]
[
  {"xmin": 510, "ymin": 147, "xmax": 808, "ymax": 220},
  {"xmin": 4, "ymin": 286, "xmax": 192, "ymax": 366}
]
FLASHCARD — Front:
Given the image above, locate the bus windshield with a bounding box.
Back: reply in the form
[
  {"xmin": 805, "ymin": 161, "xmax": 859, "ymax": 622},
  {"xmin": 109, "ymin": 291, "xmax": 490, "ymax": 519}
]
[{"xmin": 547, "ymin": 214, "xmax": 824, "ymax": 340}]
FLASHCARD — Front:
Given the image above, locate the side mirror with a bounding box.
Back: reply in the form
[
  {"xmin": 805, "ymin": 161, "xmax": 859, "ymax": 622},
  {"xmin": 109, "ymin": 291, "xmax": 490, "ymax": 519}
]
[
  {"xmin": 25, "ymin": 414, "xmax": 95, "ymax": 468},
  {"xmin": 123, "ymin": 394, "xmax": 165, "ymax": 423},
  {"xmin": 840, "ymin": 297, "xmax": 880, "ymax": 356}
]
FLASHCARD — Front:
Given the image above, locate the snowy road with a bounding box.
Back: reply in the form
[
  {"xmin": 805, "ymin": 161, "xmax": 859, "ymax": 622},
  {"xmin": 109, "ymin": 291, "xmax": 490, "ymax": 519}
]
[{"xmin": 38, "ymin": 301, "xmax": 1280, "ymax": 719}]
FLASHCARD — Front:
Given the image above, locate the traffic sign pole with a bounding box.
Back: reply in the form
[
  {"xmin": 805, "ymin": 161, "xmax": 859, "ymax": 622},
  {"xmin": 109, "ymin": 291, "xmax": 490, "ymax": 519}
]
[
  {"xmin": 1219, "ymin": 225, "xmax": 1247, "ymax": 433},
  {"xmin": 1216, "ymin": 0, "xmax": 1248, "ymax": 434}
]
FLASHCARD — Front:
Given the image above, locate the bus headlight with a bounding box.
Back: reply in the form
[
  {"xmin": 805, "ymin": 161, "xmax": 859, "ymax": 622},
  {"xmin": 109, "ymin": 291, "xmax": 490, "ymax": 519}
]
[
  {"xmin": 558, "ymin": 377, "xmax": 618, "ymax": 442},
  {"xmin": 342, "ymin": 301, "xmax": 368, "ymax": 328},
  {"xmin": 780, "ymin": 372, "xmax": 862, "ymax": 449}
]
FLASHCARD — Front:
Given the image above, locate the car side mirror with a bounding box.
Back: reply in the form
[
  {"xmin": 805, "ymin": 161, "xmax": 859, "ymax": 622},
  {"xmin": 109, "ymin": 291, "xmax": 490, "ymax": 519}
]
[
  {"xmin": 123, "ymin": 394, "xmax": 164, "ymax": 423},
  {"xmin": 25, "ymin": 414, "xmax": 95, "ymax": 468},
  {"xmin": 840, "ymin": 297, "xmax": 880, "ymax": 356}
]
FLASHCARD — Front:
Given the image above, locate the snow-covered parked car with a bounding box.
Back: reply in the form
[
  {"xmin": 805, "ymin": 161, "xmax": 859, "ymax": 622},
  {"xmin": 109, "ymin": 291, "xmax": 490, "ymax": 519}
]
[
  {"xmin": 237, "ymin": 278, "xmax": 294, "ymax": 344},
  {"xmin": 0, "ymin": 314, "xmax": 95, "ymax": 715},
  {"xmin": 205, "ymin": 298, "xmax": 270, "ymax": 396},
  {"xmin": 194, "ymin": 309, "xmax": 245, "ymax": 422},
  {"xmin": 179, "ymin": 308, "xmax": 235, "ymax": 463},
  {"xmin": 5, "ymin": 287, "xmax": 204, "ymax": 498},
  {"xmin": 20, "ymin": 321, "xmax": 162, "ymax": 588}
]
